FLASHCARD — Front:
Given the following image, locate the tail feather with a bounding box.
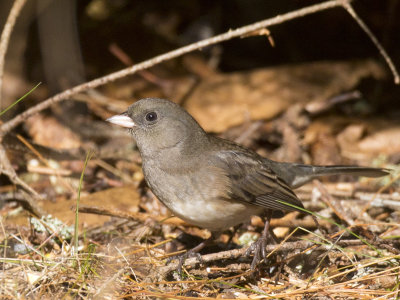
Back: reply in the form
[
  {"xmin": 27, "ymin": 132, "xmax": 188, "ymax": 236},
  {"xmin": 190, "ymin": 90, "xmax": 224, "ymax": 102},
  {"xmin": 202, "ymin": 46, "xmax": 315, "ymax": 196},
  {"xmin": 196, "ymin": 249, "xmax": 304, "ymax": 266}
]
[{"xmin": 267, "ymin": 160, "xmax": 390, "ymax": 189}]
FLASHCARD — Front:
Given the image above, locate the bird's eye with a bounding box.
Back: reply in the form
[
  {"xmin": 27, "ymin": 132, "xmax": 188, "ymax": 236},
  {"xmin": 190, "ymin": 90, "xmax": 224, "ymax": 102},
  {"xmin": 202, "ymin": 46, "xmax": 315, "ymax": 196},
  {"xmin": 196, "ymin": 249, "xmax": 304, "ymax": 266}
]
[{"xmin": 145, "ymin": 112, "xmax": 158, "ymax": 122}]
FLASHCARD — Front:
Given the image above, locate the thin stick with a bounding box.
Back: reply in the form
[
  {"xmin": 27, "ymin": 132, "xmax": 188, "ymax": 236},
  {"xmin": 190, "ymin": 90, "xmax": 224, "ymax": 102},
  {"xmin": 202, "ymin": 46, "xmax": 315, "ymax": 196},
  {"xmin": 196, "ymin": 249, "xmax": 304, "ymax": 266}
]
[
  {"xmin": 0, "ymin": 0, "xmax": 27, "ymax": 108},
  {"xmin": 1, "ymin": 0, "xmax": 398, "ymax": 136},
  {"xmin": 0, "ymin": 0, "xmax": 344, "ymax": 136},
  {"xmin": 313, "ymin": 180, "xmax": 355, "ymax": 226},
  {"xmin": 342, "ymin": 1, "xmax": 400, "ymax": 84},
  {"xmin": 0, "ymin": 144, "xmax": 44, "ymax": 217},
  {"xmin": 159, "ymin": 239, "xmax": 369, "ymax": 276}
]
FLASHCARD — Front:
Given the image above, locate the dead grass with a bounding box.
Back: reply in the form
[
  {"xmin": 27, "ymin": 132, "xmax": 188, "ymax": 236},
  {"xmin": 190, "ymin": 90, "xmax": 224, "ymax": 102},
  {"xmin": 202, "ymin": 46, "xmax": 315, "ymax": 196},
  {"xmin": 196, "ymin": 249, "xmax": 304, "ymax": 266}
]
[{"xmin": 1, "ymin": 200, "xmax": 400, "ymax": 299}]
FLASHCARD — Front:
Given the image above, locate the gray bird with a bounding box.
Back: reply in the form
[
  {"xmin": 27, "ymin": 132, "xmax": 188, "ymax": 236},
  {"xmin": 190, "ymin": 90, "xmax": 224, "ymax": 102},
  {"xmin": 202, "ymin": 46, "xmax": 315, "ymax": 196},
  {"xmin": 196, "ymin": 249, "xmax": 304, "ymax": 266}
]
[{"xmin": 107, "ymin": 98, "xmax": 389, "ymax": 270}]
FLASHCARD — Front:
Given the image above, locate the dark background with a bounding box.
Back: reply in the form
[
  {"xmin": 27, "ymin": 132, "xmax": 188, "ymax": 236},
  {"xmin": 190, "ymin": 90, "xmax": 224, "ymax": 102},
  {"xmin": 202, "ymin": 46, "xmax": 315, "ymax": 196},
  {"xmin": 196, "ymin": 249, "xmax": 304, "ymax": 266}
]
[{"xmin": 1, "ymin": 0, "xmax": 399, "ymax": 116}]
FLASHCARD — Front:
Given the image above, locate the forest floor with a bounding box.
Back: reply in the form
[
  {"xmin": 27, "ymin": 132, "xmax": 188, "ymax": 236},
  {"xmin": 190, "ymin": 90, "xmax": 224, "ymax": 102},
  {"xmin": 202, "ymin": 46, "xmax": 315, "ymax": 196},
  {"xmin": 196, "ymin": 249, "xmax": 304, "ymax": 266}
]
[{"xmin": 1, "ymin": 1, "xmax": 400, "ymax": 299}]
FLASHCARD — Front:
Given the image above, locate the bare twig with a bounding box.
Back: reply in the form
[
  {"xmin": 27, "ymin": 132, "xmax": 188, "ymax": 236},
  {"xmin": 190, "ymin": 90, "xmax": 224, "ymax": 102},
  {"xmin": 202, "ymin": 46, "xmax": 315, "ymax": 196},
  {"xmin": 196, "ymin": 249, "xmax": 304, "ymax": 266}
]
[
  {"xmin": 305, "ymin": 90, "xmax": 362, "ymax": 115},
  {"xmin": 79, "ymin": 204, "xmax": 187, "ymax": 226},
  {"xmin": 313, "ymin": 180, "xmax": 355, "ymax": 226},
  {"xmin": 93, "ymin": 159, "xmax": 134, "ymax": 183},
  {"xmin": 296, "ymin": 184, "xmax": 400, "ymax": 210},
  {"xmin": 0, "ymin": 0, "xmax": 349, "ymax": 136},
  {"xmin": 0, "ymin": 0, "xmax": 27, "ymax": 108},
  {"xmin": 0, "ymin": 144, "xmax": 44, "ymax": 217},
  {"xmin": 109, "ymin": 42, "xmax": 169, "ymax": 88},
  {"xmin": 158, "ymin": 239, "xmax": 368, "ymax": 276},
  {"xmin": 356, "ymin": 171, "xmax": 400, "ymax": 220},
  {"xmin": 342, "ymin": 1, "xmax": 400, "ymax": 84}
]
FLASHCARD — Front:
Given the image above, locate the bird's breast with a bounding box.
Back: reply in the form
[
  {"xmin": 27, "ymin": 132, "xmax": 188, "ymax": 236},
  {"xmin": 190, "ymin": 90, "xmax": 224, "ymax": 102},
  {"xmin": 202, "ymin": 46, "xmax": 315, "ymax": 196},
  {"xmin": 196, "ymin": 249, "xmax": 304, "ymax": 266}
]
[{"xmin": 142, "ymin": 161, "xmax": 263, "ymax": 231}]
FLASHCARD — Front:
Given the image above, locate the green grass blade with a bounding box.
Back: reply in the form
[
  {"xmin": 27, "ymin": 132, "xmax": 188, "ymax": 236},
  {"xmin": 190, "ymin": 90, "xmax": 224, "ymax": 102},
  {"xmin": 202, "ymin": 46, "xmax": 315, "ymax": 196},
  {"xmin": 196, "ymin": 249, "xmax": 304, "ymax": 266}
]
[
  {"xmin": 0, "ymin": 82, "xmax": 41, "ymax": 117},
  {"xmin": 73, "ymin": 150, "xmax": 94, "ymax": 255},
  {"xmin": 276, "ymin": 199, "xmax": 381, "ymax": 254}
]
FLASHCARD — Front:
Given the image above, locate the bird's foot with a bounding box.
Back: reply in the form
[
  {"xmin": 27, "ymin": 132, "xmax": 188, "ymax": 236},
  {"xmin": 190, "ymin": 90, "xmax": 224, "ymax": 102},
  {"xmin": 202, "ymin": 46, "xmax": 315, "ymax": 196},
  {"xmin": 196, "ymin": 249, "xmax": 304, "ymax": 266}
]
[
  {"xmin": 245, "ymin": 211, "xmax": 274, "ymax": 270},
  {"xmin": 245, "ymin": 235, "xmax": 267, "ymax": 270}
]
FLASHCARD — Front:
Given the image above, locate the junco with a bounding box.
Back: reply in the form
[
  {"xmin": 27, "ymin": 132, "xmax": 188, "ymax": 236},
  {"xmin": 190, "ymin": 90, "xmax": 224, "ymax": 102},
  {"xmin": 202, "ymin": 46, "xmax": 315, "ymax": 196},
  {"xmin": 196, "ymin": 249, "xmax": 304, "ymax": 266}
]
[{"xmin": 107, "ymin": 98, "xmax": 389, "ymax": 270}]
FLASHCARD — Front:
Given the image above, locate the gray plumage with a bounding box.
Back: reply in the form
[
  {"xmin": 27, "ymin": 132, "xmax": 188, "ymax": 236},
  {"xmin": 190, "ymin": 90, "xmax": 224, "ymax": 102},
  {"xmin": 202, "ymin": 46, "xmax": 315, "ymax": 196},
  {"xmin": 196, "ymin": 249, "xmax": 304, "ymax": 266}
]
[{"xmin": 107, "ymin": 98, "xmax": 390, "ymax": 232}]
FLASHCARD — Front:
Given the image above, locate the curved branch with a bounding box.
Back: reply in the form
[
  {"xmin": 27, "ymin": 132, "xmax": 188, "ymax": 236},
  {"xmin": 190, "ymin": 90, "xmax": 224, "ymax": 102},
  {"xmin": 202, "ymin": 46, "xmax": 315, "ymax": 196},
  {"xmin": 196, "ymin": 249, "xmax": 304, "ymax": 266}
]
[
  {"xmin": 0, "ymin": 0, "xmax": 343, "ymax": 136},
  {"xmin": 0, "ymin": 0, "xmax": 27, "ymax": 108}
]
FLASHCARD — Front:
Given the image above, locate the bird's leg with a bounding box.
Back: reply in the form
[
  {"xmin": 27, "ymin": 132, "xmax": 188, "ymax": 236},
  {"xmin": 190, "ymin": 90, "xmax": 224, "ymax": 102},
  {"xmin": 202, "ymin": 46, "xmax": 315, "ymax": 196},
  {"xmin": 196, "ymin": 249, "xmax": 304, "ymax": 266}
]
[
  {"xmin": 312, "ymin": 215, "xmax": 329, "ymax": 238},
  {"xmin": 245, "ymin": 210, "xmax": 273, "ymax": 270},
  {"xmin": 168, "ymin": 232, "xmax": 218, "ymax": 275}
]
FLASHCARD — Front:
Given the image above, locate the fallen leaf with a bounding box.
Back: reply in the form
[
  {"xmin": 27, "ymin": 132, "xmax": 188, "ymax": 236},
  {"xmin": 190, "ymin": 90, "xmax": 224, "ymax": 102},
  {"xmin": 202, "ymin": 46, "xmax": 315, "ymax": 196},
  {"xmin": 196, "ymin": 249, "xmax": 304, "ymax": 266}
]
[
  {"xmin": 31, "ymin": 186, "xmax": 141, "ymax": 229},
  {"xmin": 358, "ymin": 127, "xmax": 400, "ymax": 154},
  {"xmin": 184, "ymin": 60, "xmax": 385, "ymax": 132},
  {"xmin": 25, "ymin": 114, "xmax": 81, "ymax": 149}
]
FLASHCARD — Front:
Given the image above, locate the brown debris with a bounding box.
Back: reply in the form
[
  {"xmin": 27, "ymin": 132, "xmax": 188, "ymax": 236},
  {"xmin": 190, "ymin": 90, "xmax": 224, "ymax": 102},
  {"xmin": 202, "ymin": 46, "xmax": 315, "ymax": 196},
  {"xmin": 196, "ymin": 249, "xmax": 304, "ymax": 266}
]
[
  {"xmin": 1, "ymin": 1, "xmax": 399, "ymax": 298},
  {"xmin": 184, "ymin": 60, "xmax": 385, "ymax": 132}
]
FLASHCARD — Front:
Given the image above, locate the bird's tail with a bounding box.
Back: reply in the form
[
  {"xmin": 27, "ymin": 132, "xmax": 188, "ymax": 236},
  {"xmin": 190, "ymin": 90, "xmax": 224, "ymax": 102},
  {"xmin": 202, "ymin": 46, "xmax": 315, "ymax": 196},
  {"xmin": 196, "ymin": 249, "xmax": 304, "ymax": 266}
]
[{"xmin": 267, "ymin": 160, "xmax": 390, "ymax": 189}]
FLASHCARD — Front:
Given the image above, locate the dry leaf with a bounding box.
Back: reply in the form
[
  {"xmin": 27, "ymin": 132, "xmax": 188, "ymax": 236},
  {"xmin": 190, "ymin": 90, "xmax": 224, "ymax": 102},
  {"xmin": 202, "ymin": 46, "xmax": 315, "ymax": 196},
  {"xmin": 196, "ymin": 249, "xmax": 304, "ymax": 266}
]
[
  {"xmin": 37, "ymin": 186, "xmax": 141, "ymax": 228},
  {"xmin": 358, "ymin": 127, "xmax": 400, "ymax": 154},
  {"xmin": 184, "ymin": 60, "xmax": 385, "ymax": 132},
  {"xmin": 25, "ymin": 114, "xmax": 81, "ymax": 149}
]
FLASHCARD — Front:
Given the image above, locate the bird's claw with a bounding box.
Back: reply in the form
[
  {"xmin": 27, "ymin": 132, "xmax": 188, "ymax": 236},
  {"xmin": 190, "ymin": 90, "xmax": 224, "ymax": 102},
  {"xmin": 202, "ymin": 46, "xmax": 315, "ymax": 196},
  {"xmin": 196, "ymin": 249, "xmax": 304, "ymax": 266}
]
[{"xmin": 245, "ymin": 236, "xmax": 267, "ymax": 270}]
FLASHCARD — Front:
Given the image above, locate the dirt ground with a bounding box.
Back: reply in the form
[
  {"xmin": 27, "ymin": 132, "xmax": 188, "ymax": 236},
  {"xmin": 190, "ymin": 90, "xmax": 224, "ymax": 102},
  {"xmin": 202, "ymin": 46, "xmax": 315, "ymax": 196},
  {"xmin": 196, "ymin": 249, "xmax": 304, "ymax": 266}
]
[{"xmin": 1, "ymin": 1, "xmax": 400, "ymax": 299}]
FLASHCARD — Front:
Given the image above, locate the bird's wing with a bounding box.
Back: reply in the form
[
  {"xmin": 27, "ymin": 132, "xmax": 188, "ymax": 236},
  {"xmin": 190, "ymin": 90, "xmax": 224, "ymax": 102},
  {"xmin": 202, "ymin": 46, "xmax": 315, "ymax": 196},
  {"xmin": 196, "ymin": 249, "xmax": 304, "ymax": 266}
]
[{"xmin": 212, "ymin": 150, "xmax": 305, "ymax": 212}]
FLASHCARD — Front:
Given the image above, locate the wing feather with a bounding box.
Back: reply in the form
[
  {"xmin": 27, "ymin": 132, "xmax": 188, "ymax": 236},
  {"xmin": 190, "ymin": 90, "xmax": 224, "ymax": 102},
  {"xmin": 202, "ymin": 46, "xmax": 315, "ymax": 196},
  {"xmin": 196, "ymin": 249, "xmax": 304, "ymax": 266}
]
[{"xmin": 212, "ymin": 150, "xmax": 305, "ymax": 213}]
